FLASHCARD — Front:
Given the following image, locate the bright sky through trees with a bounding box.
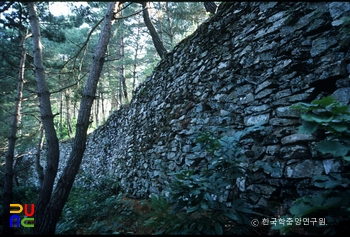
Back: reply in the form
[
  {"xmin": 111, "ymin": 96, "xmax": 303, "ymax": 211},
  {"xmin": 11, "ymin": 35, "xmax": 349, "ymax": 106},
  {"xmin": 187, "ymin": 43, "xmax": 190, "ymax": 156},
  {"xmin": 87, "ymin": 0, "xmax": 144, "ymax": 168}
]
[{"xmin": 49, "ymin": 2, "xmax": 88, "ymax": 16}]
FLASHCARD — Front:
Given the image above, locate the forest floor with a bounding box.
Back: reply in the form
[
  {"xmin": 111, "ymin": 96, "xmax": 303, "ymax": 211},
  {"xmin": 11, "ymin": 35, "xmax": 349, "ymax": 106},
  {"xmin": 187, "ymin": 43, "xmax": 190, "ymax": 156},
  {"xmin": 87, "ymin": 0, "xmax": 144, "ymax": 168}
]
[{"xmin": 78, "ymin": 196, "xmax": 275, "ymax": 235}]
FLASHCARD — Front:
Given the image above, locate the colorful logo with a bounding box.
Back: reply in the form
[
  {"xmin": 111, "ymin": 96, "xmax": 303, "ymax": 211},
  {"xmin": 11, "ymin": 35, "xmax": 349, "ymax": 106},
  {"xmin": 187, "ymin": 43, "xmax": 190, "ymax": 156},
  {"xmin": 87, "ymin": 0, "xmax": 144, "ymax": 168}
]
[{"xmin": 10, "ymin": 204, "xmax": 35, "ymax": 228}]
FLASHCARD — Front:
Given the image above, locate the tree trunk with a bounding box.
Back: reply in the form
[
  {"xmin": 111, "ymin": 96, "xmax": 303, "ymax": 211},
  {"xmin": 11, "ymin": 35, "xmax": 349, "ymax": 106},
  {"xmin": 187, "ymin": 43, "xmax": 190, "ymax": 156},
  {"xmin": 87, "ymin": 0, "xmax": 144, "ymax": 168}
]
[
  {"xmin": 95, "ymin": 93, "xmax": 99, "ymax": 127},
  {"xmin": 156, "ymin": 2, "xmax": 163, "ymax": 43},
  {"xmin": 132, "ymin": 19, "xmax": 143, "ymax": 94},
  {"xmin": 165, "ymin": 2, "xmax": 174, "ymax": 47},
  {"xmin": 2, "ymin": 31, "xmax": 30, "ymax": 235},
  {"xmin": 35, "ymin": 124, "xmax": 44, "ymax": 189},
  {"xmin": 100, "ymin": 90, "xmax": 106, "ymax": 123},
  {"xmin": 142, "ymin": 2, "xmax": 167, "ymax": 59},
  {"xmin": 28, "ymin": 2, "xmax": 60, "ymax": 232},
  {"xmin": 65, "ymin": 89, "xmax": 72, "ymax": 137},
  {"xmin": 111, "ymin": 92, "xmax": 119, "ymax": 114},
  {"xmin": 73, "ymin": 100, "xmax": 77, "ymax": 120},
  {"xmin": 132, "ymin": 62, "xmax": 137, "ymax": 94},
  {"xmin": 33, "ymin": 2, "xmax": 121, "ymax": 234},
  {"xmin": 59, "ymin": 91, "xmax": 63, "ymax": 137},
  {"xmin": 118, "ymin": 33, "xmax": 128, "ymax": 103},
  {"xmin": 118, "ymin": 73, "xmax": 122, "ymax": 107}
]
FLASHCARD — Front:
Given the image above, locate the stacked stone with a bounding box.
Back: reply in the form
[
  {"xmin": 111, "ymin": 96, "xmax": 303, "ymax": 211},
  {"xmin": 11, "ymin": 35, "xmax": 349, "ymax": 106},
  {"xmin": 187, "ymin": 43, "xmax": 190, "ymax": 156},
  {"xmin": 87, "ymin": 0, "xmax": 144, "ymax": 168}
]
[{"xmin": 24, "ymin": 2, "xmax": 350, "ymax": 212}]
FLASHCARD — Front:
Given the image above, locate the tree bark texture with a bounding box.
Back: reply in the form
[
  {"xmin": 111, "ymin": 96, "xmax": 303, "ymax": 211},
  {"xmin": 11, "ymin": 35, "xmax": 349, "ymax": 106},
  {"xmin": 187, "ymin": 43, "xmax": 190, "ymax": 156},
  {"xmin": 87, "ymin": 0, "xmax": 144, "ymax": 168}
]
[
  {"xmin": 65, "ymin": 89, "xmax": 73, "ymax": 137},
  {"xmin": 95, "ymin": 92, "xmax": 99, "ymax": 127},
  {"xmin": 33, "ymin": 2, "xmax": 121, "ymax": 234},
  {"xmin": 28, "ymin": 2, "xmax": 61, "ymax": 231},
  {"xmin": 142, "ymin": 2, "xmax": 167, "ymax": 59},
  {"xmin": 35, "ymin": 124, "xmax": 44, "ymax": 189},
  {"xmin": 59, "ymin": 91, "xmax": 63, "ymax": 137},
  {"xmin": 2, "ymin": 31, "xmax": 30, "ymax": 235},
  {"xmin": 101, "ymin": 90, "xmax": 106, "ymax": 123}
]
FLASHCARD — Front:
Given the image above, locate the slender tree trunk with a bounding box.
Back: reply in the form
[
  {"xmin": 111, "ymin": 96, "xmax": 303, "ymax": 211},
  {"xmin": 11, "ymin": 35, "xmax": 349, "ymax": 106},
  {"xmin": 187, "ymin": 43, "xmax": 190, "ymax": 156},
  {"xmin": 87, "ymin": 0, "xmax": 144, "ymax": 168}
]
[
  {"xmin": 65, "ymin": 90, "xmax": 72, "ymax": 137},
  {"xmin": 100, "ymin": 90, "xmax": 106, "ymax": 123},
  {"xmin": 165, "ymin": 2, "xmax": 174, "ymax": 47},
  {"xmin": 59, "ymin": 91, "xmax": 63, "ymax": 137},
  {"xmin": 95, "ymin": 93, "xmax": 99, "ymax": 127},
  {"xmin": 157, "ymin": 2, "xmax": 163, "ymax": 43},
  {"xmin": 132, "ymin": 63, "xmax": 137, "ymax": 94},
  {"xmin": 35, "ymin": 123, "xmax": 44, "ymax": 189},
  {"xmin": 28, "ymin": 2, "xmax": 60, "ymax": 232},
  {"xmin": 132, "ymin": 18, "xmax": 141, "ymax": 94},
  {"xmin": 118, "ymin": 34, "xmax": 128, "ymax": 103},
  {"xmin": 142, "ymin": 2, "xmax": 167, "ymax": 59},
  {"xmin": 2, "ymin": 32, "xmax": 30, "ymax": 235},
  {"xmin": 73, "ymin": 100, "xmax": 77, "ymax": 122},
  {"xmin": 13, "ymin": 158, "xmax": 19, "ymax": 187},
  {"xmin": 111, "ymin": 86, "xmax": 119, "ymax": 113},
  {"xmin": 132, "ymin": 21, "xmax": 143, "ymax": 94},
  {"xmin": 33, "ymin": 2, "xmax": 121, "ymax": 234},
  {"xmin": 118, "ymin": 74, "xmax": 122, "ymax": 107},
  {"xmin": 12, "ymin": 155, "xmax": 20, "ymax": 187}
]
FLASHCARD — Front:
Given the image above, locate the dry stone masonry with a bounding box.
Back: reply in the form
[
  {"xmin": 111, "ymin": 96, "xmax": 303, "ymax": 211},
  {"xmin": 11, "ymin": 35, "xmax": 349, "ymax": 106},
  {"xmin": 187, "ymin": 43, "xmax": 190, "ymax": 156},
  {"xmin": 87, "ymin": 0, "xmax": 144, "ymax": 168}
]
[{"xmin": 28, "ymin": 2, "xmax": 350, "ymax": 213}]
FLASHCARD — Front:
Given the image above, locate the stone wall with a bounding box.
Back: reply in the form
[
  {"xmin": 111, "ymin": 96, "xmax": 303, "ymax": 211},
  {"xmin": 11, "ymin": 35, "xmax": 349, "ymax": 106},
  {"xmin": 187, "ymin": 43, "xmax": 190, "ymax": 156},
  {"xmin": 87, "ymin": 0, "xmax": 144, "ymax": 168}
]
[{"xmin": 31, "ymin": 2, "xmax": 350, "ymax": 212}]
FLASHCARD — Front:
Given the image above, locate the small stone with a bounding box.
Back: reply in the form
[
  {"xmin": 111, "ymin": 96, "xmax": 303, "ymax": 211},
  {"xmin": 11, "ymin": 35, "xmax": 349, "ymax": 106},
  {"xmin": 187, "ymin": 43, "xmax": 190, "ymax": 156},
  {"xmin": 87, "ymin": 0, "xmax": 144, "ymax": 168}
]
[
  {"xmin": 255, "ymin": 88, "xmax": 274, "ymax": 100},
  {"xmin": 332, "ymin": 87, "xmax": 350, "ymax": 105},
  {"xmin": 244, "ymin": 113, "xmax": 270, "ymax": 126},
  {"xmin": 310, "ymin": 37, "xmax": 338, "ymax": 57},
  {"xmin": 280, "ymin": 145, "xmax": 310, "ymax": 160},
  {"xmin": 276, "ymin": 106, "xmax": 300, "ymax": 118},
  {"xmin": 167, "ymin": 152, "xmax": 176, "ymax": 160},
  {"xmin": 285, "ymin": 160, "xmax": 323, "ymax": 178},
  {"xmin": 255, "ymin": 81, "xmax": 273, "ymax": 94},
  {"xmin": 266, "ymin": 145, "xmax": 281, "ymax": 155},
  {"xmin": 269, "ymin": 118, "xmax": 299, "ymax": 126},
  {"xmin": 323, "ymin": 159, "xmax": 342, "ymax": 174},
  {"xmin": 281, "ymin": 134, "xmax": 314, "ymax": 145}
]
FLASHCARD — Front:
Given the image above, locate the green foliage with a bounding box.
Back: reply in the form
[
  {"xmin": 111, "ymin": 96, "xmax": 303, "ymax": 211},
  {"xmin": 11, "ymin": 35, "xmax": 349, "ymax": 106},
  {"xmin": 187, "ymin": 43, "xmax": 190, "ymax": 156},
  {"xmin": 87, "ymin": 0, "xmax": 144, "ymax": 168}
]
[
  {"xmin": 0, "ymin": 185, "xmax": 39, "ymax": 234},
  {"xmin": 140, "ymin": 86, "xmax": 148, "ymax": 97},
  {"xmin": 291, "ymin": 96, "xmax": 350, "ymax": 160},
  {"xmin": 56, "ymin": 187, "xmax": 139, "ymax": 235},
  {"xmin": 0, "ymin": 1, "xmax": 212, "ymax": 161},
  {"xmin": 143, "ymin": 194, "xmax": 177, "ymax": 234},
  {"xmin": 284, "ymin": 7, "xmax": 299, "ymax": 26},
  {"xmin": 12, "ymin": 185, "xmax": 39, "ymax": 205},
  {"xmin": 339, "ymin": 16, "xmax": 350, "ymax": 35},
  {"xmin": 272, "ymin": 190, "xmax": 350, "ymax": 235},
  {"xmin": 144, "ymin": 126, "xmax": 264, "ymax": 235},
  {"xmin": 273, "ymin": 97, "xmax": 350, "ymax": 234},
  {"xmin": 41, "ymin": 27, "xmax": 66, "ymax": 43},
  {"xmin": 313, "ymin": 173, "xmax": 350, "ymax": 190}
]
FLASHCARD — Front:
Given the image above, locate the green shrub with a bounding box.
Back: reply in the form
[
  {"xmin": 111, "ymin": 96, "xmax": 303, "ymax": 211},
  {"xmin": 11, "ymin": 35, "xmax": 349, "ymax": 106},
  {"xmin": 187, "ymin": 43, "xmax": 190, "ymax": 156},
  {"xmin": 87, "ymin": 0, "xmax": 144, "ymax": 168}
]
[
  {"xmin": 12, "ymin": 185, "xmax": 39, "ymax": 204},
  {"xmin": 291, "ymin": 96, "xmax": 350, "ymax": 160},
  {"xmin": 145, "ymin": 125, "xmax": 264, "ymax": 235},
  {"xmin": 0, "ymin": 185, "xmax": 39, "ymax": 234},
  {"xmin": 273, "ymin": 96, "xmax": 350, "ymax": 234},
  {"xmin": 56, "ymin": 186, "xmax": 138, "ymax": 235}
]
